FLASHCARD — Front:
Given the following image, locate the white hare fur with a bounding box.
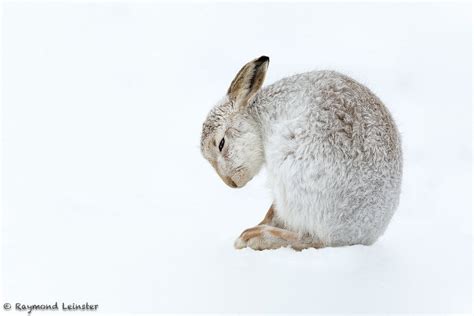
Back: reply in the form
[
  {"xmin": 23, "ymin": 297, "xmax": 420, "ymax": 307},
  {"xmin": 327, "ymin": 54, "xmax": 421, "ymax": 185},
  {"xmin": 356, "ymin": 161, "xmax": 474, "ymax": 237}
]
[{"xmin": 201, "ymin": 56, "xmax": 402, "ymax": 251}]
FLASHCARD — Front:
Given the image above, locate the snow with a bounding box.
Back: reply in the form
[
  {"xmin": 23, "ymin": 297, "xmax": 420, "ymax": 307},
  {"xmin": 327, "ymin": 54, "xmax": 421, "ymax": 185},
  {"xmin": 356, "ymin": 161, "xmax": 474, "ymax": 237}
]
[{"xmin": 2, "ymin": 1, "xmax": 472, "ymax": 313}]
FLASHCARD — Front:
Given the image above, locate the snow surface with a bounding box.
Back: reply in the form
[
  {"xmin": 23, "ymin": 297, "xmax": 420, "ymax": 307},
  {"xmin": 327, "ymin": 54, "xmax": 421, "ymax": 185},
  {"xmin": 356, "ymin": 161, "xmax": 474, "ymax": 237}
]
[{"xmin": 2, "ymin": 1, "xmax": 472, "ymax": 313}]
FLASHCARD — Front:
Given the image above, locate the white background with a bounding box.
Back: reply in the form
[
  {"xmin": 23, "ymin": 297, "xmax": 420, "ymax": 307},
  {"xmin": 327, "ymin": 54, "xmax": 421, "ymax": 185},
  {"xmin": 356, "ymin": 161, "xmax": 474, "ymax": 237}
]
[{"xmin": 2, "ymin": 1, "xmax": 472, "ymax": 313}]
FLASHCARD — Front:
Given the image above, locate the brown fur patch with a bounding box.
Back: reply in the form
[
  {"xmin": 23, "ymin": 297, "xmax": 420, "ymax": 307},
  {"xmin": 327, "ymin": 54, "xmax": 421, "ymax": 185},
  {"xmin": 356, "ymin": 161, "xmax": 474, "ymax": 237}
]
[
  {"xmin": 239, "ymin": 226, "xmax": 264, "ymax": 242},
  {"xmin": 266, "ymin": 227, "xmax": 298, "ymax": 242},
  {"xmin": 259, "ymin": 204, "xmax": 275, "ymax": 225}
]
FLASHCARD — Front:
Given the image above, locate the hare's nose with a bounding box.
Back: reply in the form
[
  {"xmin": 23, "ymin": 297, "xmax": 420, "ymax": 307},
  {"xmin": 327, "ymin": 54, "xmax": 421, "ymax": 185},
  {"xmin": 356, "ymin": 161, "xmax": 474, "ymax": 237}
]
[
  {"xmin": 216, "ymin": 172, "xmax": 238, "ymax": 188},
  {"xmin": 227, "ymin": 178, "xmax": 238, "ymax": 188}
]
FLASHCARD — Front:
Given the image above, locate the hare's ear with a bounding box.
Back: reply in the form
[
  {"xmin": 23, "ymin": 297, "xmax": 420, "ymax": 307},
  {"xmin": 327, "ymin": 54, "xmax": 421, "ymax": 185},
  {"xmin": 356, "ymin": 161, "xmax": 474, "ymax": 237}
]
[{"xmin": 227, "ymin": 56, "xmax": 269, "ymax": 108}]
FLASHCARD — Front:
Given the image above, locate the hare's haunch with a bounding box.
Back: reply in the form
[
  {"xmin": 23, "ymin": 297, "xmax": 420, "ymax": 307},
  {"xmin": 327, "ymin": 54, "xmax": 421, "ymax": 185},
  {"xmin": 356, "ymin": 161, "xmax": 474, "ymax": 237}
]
[{"xmin": 201, "ymin": 56, "xmax": 402, "ymax": 251}]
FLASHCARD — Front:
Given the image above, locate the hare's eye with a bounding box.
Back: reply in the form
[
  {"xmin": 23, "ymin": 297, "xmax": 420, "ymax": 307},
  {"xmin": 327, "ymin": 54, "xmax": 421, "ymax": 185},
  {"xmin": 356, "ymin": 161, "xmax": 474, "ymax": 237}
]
[{"xmin": 218, "ymin": 138, "xmax": 225, "ymax": 152}]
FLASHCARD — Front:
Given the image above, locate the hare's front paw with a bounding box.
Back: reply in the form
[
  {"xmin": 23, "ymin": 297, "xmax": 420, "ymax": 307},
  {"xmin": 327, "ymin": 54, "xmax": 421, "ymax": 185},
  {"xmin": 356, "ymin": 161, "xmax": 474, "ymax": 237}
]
[{"xmin": 234, "ymin": 225, "xmax": 289, "ymax": 251}]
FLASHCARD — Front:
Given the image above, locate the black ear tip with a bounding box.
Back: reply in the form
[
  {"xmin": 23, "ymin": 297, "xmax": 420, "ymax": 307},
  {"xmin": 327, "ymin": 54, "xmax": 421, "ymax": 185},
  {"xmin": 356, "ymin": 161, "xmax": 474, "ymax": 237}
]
[{"xmin": 256, "ymin": 56, "xmax": 270, "ymax": 63}]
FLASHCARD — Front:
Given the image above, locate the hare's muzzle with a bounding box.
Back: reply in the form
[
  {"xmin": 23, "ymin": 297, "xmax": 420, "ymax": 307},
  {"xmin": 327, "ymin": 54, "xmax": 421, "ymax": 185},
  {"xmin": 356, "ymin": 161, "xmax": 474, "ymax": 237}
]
[
  {"xmin": 217, "ymin": 173, "xmax": 238, "ymax": 188},
  {"xmin": 226, "ymin": 178, "xmax": 238, "ymax": 188}
]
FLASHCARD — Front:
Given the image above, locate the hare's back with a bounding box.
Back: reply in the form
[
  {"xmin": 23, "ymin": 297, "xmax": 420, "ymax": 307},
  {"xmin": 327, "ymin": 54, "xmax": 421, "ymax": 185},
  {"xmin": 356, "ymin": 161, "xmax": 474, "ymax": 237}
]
[
  {"xmin": 287, "ymin": 70, "xmax": 400, "ymax": 163},
  {"xmin": 261, "ymin": 70, "xmax": 401, "ymax": 163}
]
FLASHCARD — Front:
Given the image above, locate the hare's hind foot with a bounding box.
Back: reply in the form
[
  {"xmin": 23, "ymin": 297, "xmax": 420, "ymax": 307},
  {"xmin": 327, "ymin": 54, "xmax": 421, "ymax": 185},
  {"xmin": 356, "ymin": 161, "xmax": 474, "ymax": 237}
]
[
  {"xmin": 234, "ymin": 203, "xmax": 323, "ymax": 251},
  {"xmin": 234, "ymin": 225, "xmax": 322, "ymax": 251}
]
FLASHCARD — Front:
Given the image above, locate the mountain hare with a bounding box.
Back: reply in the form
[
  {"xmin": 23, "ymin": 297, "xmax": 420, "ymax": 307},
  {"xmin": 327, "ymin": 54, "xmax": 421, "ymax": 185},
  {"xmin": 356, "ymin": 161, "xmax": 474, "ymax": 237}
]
[{"xmin": 200, "ymin": 56, "xmax": 402, "ymax": 251}]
